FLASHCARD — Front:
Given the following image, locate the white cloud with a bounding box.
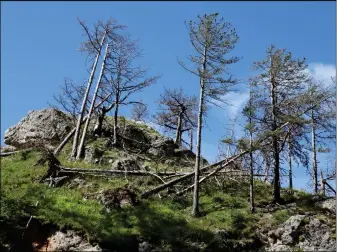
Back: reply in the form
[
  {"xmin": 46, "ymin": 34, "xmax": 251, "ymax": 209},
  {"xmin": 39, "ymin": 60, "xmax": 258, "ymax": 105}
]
[
  {"xmin": 222, "ymin": 91, "xmax": 250, "ymax": 119},
  {"xmin": 306, "ymin": 63, "xmax": 336, "ymax": 86}
]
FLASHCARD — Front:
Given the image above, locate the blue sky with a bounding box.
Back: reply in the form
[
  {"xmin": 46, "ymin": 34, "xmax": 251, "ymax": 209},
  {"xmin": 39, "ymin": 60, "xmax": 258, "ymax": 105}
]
[{"xmin": 1, "ymin": 2, "xmax": 336, "ymax": 191}]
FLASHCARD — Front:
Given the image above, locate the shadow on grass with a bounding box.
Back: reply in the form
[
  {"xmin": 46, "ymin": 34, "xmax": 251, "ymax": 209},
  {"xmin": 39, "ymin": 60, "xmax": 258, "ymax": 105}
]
[{"xmin": 12, "ymin": 185, "xmax": 214, "ymax": 251}]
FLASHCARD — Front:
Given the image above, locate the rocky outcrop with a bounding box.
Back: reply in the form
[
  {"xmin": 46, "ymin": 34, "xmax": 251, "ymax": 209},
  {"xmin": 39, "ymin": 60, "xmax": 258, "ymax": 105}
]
[
  {"xmin": 84, "ymin": 146, "xmax": 105, "ymax": 164},
  {"xmin": 96, "ymin": 188, "xmax": 138, "ymax": 210},
  {"xmin": 4, "ymin": 108, "xmax": 72, "ymax": 149},
  {"xmin": 43, "ymin": 230, "xmax": 102, "ymax": 251},
  {"xmin": 111, "ymin": 157, "xmax": 141, "ymax": 171},
  {"xmin": 1, "ymin": 145, "xmax": 17, "ymax": 153},
  {"xmin": 148, "ymin": 137, "xmax": 177, "ymax": 157},
  {"xmin": 266, "ymin": 214, "xmax": 336, "ymax": 251},
  {"xmin": 316, "ymin": 197, "xmax": 336, "ymax": 214}
]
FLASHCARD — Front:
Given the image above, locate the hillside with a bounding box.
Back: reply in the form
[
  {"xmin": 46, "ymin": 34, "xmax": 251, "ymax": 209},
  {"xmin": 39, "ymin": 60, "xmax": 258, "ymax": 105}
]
[{"xmin": 1, "ymin": 109, "xmax": 336, "ymax": 252}]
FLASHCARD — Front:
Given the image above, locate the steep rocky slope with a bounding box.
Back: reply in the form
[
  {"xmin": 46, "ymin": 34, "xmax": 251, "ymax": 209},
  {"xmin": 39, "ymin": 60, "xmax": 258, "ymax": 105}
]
[{"xmin": 1, "ymin": 108, "xmax": 335, "ymax": 252}]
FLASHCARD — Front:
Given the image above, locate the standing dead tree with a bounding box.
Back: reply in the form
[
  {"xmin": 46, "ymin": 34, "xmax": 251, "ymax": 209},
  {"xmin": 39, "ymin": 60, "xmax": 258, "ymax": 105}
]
[
  {"xmin": 178, "ymin": 13, "xmax": 240, "ymax": 217},
  {"xmin": 76, "ymin": 41, "xmax": 112, "ymax": 159},
  {"xmin": 71, "ymin": 18, "xmax": 125, "ymax": 159},
  {"xmin": 131, "ymin": 99, "xmax": 149, "ymax": 122},
  {"xmin": 303, "ymin": 78, "xmax": 336, "ymax": 193},
  {"xmin": 250, "ymin": 45, "xmax": 309, "ymax": 203},
  {"xmin": 141, "ymin": 93, "xmax": 333, "ymax": 199},
  {"xmin": 104, "ymin": 35, "xmax": 160, "ymax": 147},
  {"xmin": 154, "ymin": 88, "xmax": 197, "ymax": 147}
]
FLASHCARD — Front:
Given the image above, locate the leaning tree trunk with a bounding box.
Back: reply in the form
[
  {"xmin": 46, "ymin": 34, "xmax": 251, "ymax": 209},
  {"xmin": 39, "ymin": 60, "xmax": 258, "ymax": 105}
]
[
  {"xmin": 191, "ymin": 45, "xmax": 207, "ymax": 218},
  {"xmin": 76, "ymin": 43, "xmax": 110, "ymax": 159},
  {"xmin": 311, "ymin": 109, "xmax": 318, "ymax": 194},
  {"xmin": 71, "ymin": 31, "xmax": 107, "ymax": 158}
]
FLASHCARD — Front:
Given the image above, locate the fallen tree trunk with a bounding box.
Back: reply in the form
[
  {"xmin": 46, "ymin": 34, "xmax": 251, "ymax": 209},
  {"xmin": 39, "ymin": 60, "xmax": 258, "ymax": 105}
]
[
  {"xmin": 323, "ymin": 181, "xmax": 336, "ymax": 194},
  {"xmin": 59, "ymin": 166, "xmax": 187, "ymax": 176},
  {"xmin": 0, "ymin": 148, "xmax": 32, "ymax": 157},
  {"xmin": 175, "ymin": 152, "xmax": 248, "ymax": 195},
  {"xmin": 0, "ymin": 150, "xmax": 21, "ymax": 157},
  {"xmin": 140, "ymin": 157, "xmax": 236, "ymax": 198},
  {"xmin": 141, "ymin": 121, "xmax": 296, "ymax": 199}
]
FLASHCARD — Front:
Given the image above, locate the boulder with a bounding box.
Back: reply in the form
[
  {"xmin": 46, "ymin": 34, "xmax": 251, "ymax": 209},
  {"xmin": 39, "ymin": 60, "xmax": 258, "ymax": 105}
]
[
  {"xmin": 96, "ymin": 188, "xmax": 138, "ymax": 210},
  {"xmin": 111, "ymin": 157, "xmax": 141, "ymax": 171},
  {"xmin": 4, "ymin": 108, "xmax": 72, "ymax": 149},
  {"xmin": 148, "ymin": 137, "xmax": 178, "ymax": 157},
  {"xmin": 84, "ymin": 146, "xmax": 104, "ymax": 164},
  {"xmin": 316, "ymin": 198, "xmax": 336, "ymax": 214},
  {"xmin": 266, "ymin": 214, "xmax": 336, "ymax": 251},
  {"xmin": 1, "ymin": 145, "xmax": 17, "ymax": 153},
  {"xmin": 45, "ymin": 230, "xmax": 101, "ymax": 251}
]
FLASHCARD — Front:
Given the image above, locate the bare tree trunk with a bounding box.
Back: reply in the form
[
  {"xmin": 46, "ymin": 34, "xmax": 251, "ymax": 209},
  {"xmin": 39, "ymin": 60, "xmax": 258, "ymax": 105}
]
[
  {"xmin": 192, "ymin": 45, "xmax": 207, "ymax": 217},
  {"xmin": 175, "ymin": 112, "xmax": 183, "ymax": 146},
  {"xmin": 54, "ymin": 117, "xmax": 87, "ymax": 156},
  {"xmin": 271, "ymin": 72, "xmax": 281, "ymax": 203},
  {"xmin": 320, "ymin": 169, "xmax": 325, "ymax": 196},
  {"xmin": 113, "ymin": 98, "xmax": 120, "ymax": 146},
  {"xmin": 288, "ymin": 137, "xmax": 293, "ymax": 193},
  {"xmin": 248, "ymin": 91, "xmax": 255, "ymax": 213},
  {"xmin": 263, "ymin": 153, "xmax": 271, "ymax": 183},
  {"xmin": 76, "ymin": 43, "xmax": 109, "ymax": 159},
  {"xmin": 94, "ymin": 109, "xmax": 106, "ymax": 137},
  {"xmin": 189, "ymin": 129, "xmax": 193, "ymax": 151},
  {"xmin": 311, "ymin": 109, "xmax": 318, "ymax": 194},
  {"xmin": 113, "ymin": 58, "xmax": 122, "ymax": 146},
  {"xmin": 249, "ymin": 115, "xmax": 255, "ymax": 213},
  {"xmin": 71, "ymin": 31, "xmax": 107, "ymax": 158}
]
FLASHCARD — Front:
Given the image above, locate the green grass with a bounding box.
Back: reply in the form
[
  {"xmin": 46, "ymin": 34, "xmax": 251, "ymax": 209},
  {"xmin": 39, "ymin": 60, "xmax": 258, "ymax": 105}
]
[{"xmin": 1, "ymin": 147, "xmax": 334, "ymax": 250}]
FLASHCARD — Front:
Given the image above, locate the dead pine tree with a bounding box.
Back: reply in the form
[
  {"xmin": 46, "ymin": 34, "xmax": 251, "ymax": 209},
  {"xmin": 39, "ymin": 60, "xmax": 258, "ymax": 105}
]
[
  {"xmin": 104, "ymin": 35, "xmax": 160, "ymax": 147},
  {"xmin": 154, "ymin": 88, "xmax": 197, "ymax": 147},
  {"xmin": 242, "ymin": 86, "xmax": 256, "ymax": 213},
  {"xmin": 76, "ymin": 42, "xmax": 111, "ymax": 159},
  {"xmin": 250, "ymin": 45, "xmax": 309, "ymax": 203},
  {"xmin": 178, "ymin": 13, "xmax": 240, "ymax": 217},
  {"xmin": 131, "ymin": 99, "xmax": 149, "ymax": 122},
  {"xmin": 70, "ymin": 18, "xmax": 125, "ymax": 159},
  {"xmin": 304, "ymin": 78, "xmax": 336, "ymax": 193}
]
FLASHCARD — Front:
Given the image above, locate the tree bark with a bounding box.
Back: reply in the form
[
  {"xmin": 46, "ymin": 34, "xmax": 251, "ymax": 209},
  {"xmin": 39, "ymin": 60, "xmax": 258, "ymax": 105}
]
[
  {"xmin": 263, "ymin": 153, "xmax": 271, "ymax": 183},
  {"xmin": 192, "ymin": 44, "xmax": 207, "ymax": 218},
  {"xmin": 311, "ymin": 109, "xmax": 318, "ymax": 194},
  {"xmin": 249, "ymin": 97, "xmax": 255, "ymax": 213},
  {"xmin": 113, "ymin": 97, "xmax": 120, "ymax": 146},
  {"xmin": 77, "ymin": 43, "xmax": 110, "ymax": 159},
  {"xmin": 113, "ymin": 58, "xmax": 122, "ymax": 146},
  {"xmin": 94, "ymin": 109, "xmax": 106, "ymax": 137},
  {"xmin": 189, "ymin": 129, "xmax": 193, "ymax": 151},
  {"xmin": 270, "ymin": 59, "xmax": 281, "ymax": 203},
  {"xmin": 71, "ymin": 31, "xmax": 107, "ymax": 158},
  {"xmin": 288, "ymin": 136, "xmax": 293, "ymax": 193},
  {"xmin": 175, "ymin": 112, "xmax": 183, "ymax": 146},
  {"xmin": 320, "ymin": 169, "xmax": 325, "ymax": 196}
]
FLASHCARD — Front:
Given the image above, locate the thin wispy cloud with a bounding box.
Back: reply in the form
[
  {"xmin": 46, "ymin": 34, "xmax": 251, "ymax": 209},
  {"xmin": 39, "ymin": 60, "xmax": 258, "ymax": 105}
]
[
  {"xmin": 222, "ymin": 91, "xmax": 250, "ymax": 120},
  {"xmin": 306, "ymin": 63, "xmax": 336, "ymax": 86}
]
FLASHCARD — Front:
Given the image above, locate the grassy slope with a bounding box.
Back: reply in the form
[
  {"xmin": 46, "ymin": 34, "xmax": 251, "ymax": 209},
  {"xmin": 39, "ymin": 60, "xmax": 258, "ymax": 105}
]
[{"xmin": 1, "ymin": 132, "xmax": 335, "ymax": 250}]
